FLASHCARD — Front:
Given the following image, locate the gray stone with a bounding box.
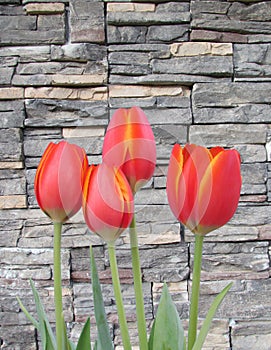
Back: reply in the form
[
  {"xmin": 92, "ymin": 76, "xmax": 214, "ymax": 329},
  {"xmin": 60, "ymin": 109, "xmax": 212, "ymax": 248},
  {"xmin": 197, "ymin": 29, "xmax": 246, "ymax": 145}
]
[
  {"xmin": 191, "ymin": 1, "xmax": 271, "ymax": 34},
  {"xmin": 228, "ymin": 1, "xmax": 271, "ymax": 21},
  {"xmin": 109, "ymin": 97, "xmax": 157, "ymax": 108},
  {"xmin": 0, "ymin": 101, "xmax": 25, "ymax": 128},
  {"xmin": 147, "ymin": 25, "xmax": 189, "ymax": 43},
  {"xmin": 193, "ymin": 104, "xmax": 271, "ymax": 123},
  {"xmin": 231, "ymin": 320, "xmax": 271, "ymax": 350},
  {"xmin": 189, "ymin": 124, "xmax": 267, "ymax": 146},
  {"xmin": 70, "ymin": 0, "xmax": 105, "ymax": 43},
  {"xmin": 109, "ymin": 51, "xmax": 150, "ymax": 65},
  {"xmin": 0, "ymin": 170, "xmax": 26, "ymax": 195},
  {"xmin": 25, "ymin": 99, "xmax": 108, "ymax": 127},
  {"xmin": 234, "ymin": 44, "xmax": 271, "ymax": 80},
  {"xmin": 199, "ymin": 279, "xmax": 271, "ymax": 319},
  {"xmin": 152, "ymin": 56, "xmax": 233, "ymax": 76},
  {"xmin": 236, "ymin": 144, "xmax": 267, "ymax": 163},
  {"xmin": 0, "ymin": 67, "xmax": 14, "ymax": 85},
  {"xmin": 107, "ymin": 12, "xmax": 190, "ymax": 26},
  {"xmin": 191, "ymin": 241, "xmax": 270, "ymax": 280},
  {"xmin": 0, "ymin": 15, "xmax": 36, "ymax": 30},
  {"xmin": 192, "ymin": 82, "xmax": 271, "ymax": 107},
  {"xmin": 107, "ymin": 25, "xmax": 147, "ymax": 44},
  {"xmin": 110, "ymin": 73, "xmax": 231, "ymax": 85},
  {"xmin": 0, "ymin": 129, "xmax": 22, "ymax": 161},
  {"xmin": 51, "ymin": 43, "xmax": 107, "ymax": 62},
  {"xmin": 0, "ymin": 46, "xmax": 50, "ymax": 62},
  {"xmin": 105, "ymin": 243, "xmax": 189, "ymax": 282}
]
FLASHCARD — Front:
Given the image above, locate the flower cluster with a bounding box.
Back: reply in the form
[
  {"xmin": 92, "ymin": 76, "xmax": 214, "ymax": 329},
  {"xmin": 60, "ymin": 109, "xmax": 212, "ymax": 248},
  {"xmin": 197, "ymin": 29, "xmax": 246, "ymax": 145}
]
[{"xmin": 21, "ymin": 106, "xmax": 241, "ymax": 350}]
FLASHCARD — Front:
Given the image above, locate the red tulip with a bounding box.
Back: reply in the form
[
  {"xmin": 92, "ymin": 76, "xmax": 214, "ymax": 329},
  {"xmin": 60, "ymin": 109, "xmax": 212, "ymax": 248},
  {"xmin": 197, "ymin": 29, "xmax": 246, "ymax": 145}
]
[
  {"xmin": 102, "ymin": 107, "xmax": 156, "ymax": 193},
  {"xmin": 166, "ymin": 144, "xmax": 242, "ymax": 235},
  {"xmin": 35, "ymin": 141, "xmax": 89, "ymax": 223},
  {"xmin": 82, "ymin": 163, "xmax": 134, "ymax": 243}
]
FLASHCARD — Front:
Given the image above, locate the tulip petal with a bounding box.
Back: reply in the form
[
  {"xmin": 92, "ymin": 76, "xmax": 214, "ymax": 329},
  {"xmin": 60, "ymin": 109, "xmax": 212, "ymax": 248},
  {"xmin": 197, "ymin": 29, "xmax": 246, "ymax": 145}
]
[
  {"xmin": 179, "ymin": 144, "xmax": 212, "ymax": 232},
  {"xmin": 35, "ymin": 141, "xmax": 88, "ymax": 223},
  {"xmin": 82, "ymin": 163, "xmax": 134, "ymax": 243},
  {"xmin": 102, "ymin": 107, "xmax": 156, "ymax": 193},
  {"xmin": 197, "ymin": 149, "xmax": 242, "ymax": 234}
]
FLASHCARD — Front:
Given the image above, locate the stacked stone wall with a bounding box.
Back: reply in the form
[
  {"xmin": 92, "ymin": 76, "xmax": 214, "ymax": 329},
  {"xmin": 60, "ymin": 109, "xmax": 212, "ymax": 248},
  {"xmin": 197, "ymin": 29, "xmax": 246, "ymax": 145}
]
[{"xmin": 0, "ymin": 0, "xmax": 271, "ymax": 349}]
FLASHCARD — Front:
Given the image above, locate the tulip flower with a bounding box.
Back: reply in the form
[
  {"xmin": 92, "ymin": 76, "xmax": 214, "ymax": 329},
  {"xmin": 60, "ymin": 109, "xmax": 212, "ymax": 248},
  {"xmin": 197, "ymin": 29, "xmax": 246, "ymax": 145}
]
[
  {"xmin": 166, "ymin": 143, "xmax": 242, "ymax": 235},
  {"xmin": 35, "ymin": 141, "xmax": 89, "ymax": 223},
  {"xmin": 102, "ymin": 106, "xmax": 156, "ymax": 193},
  {"xmin": 82, "ymin": 162, "xmax": 134, "ymax": 243},
  {"xmin": 83, "ymin": 162, "xmax": 134, "ymax": 350},
  {"xmin": 34, "ymin": 140, "xmax": 88, "ymax": 350},
  {"xmin": 167, "ymin": 143, "xmax": 241, "ymax": 350}
]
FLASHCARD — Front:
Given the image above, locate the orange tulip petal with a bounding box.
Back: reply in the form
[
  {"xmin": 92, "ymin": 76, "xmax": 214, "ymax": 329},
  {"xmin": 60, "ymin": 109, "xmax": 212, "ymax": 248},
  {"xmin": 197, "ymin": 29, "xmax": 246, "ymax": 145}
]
[{"xmin": 197, "ymin": 149, "xmax": 242, "ymax": 234}]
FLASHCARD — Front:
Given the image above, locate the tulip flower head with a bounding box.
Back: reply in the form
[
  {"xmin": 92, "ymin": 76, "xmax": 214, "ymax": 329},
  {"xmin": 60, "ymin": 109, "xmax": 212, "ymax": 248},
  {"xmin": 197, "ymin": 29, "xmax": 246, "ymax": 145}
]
[
  {"xmin": 102, "ymin": 107, "xmax": 156, "ymax": 193},
  {"xmin": 35, "ymin": 141, "xmax": 89, "ymax": 223},
  {"xmin": 166, "ymin": 144, "xmax": 242, "ymax": 235},
  {"xmin": 82, "ymin": 163, "xmax": 134, "ymax": 243}
]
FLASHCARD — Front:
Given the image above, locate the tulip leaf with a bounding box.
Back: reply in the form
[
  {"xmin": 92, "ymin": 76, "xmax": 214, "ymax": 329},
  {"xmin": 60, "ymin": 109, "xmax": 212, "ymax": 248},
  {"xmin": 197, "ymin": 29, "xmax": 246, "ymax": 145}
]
[
  {"xmin": 30, "ymin": 279, "xmax": 56, "ymax": 350},
  {"xmin": 90, "ymin": 246, "xmax": 114, "ymax": 350},
  {"xmin": 192, "ymin": 282, "xmax": 233, "ymax": 350},
  {"xmin": 17, "ymin": 296, "xmax": 39, "ymax": 329},
  {"xmin": 151, "ymin": 283, "xmax": 185, "ymax": 350},
  {"xmin": 76, "ymin": 317, "xmax": 91, "ymax": 350},
  {"xmin": 148, "ymin": 319, "xmax": 156, "ymax": 350},
  {"xmin": 69, "ymin": 340, "xmax": 77, "ymax": 350},
  {"xmin": 61, "ymin": 313, "xmax": 73, "ymax": 350},
  {"xmin": 44, "ymin": 321, "xmax": 56, "ymax": 350}
]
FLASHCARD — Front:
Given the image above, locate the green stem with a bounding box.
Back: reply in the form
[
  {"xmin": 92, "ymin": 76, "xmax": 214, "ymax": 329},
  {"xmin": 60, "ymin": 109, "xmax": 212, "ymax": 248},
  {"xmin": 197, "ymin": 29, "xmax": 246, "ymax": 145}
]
[
  {"xmin": 53, "ymin": 222, "xmax": 64, "ymax": 350},
  {"xmin": 188, "ymin": 234, "xmax": 204, "ymax": 350},
  {"xmin": 108, "ymin": 243, "xmax": 132, "ymax": 350},
  {"xmin": 129, "ymin": 215, "xmax": 148, "ymax": 350}
]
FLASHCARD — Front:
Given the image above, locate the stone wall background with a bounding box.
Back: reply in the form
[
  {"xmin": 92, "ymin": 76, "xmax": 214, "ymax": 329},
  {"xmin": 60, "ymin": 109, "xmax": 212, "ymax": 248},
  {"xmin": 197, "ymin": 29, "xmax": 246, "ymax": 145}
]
[{"xmin": 1, "ymin": 0, "xmax": 271, "ymax": 349}]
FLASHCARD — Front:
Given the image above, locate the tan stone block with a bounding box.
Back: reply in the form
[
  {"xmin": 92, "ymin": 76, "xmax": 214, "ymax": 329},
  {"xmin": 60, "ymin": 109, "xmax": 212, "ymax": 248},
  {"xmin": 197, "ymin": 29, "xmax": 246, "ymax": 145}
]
[
  {"xmin": 51, "ymin": 74, "xmax": 107, "ymax": 86},
  {"xmin": 107, "ymin": 3, "xmax": 155, "ymax": 12},
  {"xmin": 170, "ymin": 42, "xmax": 233, "ymax": 57},
  {"xmin": 0, "ymin": 88, "xmax": 24, "ymax": 100},
  {"xmin": 124, "ymin": 230, "xmax": 180, "ymax": 245},
  {"xmin": 25, "ymin": 87, "xmax": 107, "ymax": 100},
  {"xmin": 24, "ymin": 3, "xmax": 65, "ymax": 14},
  {"xmin": 109, "ymin": 85, "xmax": 189, "ymax": 98},
  {"xmin": 63, "ymin": 127, "xmax": 105, "ymax": 138},
  {"xmin": 0, "ymin": 195, "xmax": 27, "ymax": 209},
  {"xmin": 153, "ymin": 281, "xmax": 188, "ymax": 294},
  {"xmin": 0, "ymin": 162, "xmax": 24, "ymax": 169}
]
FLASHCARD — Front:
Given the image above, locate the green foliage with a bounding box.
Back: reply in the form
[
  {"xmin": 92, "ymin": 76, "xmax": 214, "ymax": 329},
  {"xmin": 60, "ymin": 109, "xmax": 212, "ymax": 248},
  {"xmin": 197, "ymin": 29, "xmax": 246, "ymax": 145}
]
[
  {"xmin": 149, "ymin": 283, "xmax": 185, "ymax": 350},
  {"xmin": 90, "ymin": 246, "xmax": 114, "ymax": 350},
  {"xmin": 76, "ymin": 318, "xmax": 91, "ymax": 350},
  {"xmin": 192, "ymin": 283, "xmax": 233, "ymax": 350}
]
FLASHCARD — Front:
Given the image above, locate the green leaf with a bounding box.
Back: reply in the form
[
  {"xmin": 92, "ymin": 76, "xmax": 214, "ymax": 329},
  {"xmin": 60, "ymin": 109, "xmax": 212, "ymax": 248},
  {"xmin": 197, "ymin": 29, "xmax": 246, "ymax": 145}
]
[
  {"xmin": 192, "ymin": 282, "xmax": 233, "ymax": 350},
  {"xmin": 152, "ymin": 283, "xmax": 185, "ymax": 350},
  {"xmin": 90, "ymin": 246, "xmax": 114, "ymax": 350},
  {"xmin": 44, "ymin": 321, "xmax": 56, "ymax": 350},
  {"xmin": 76, "ymin": 317, "xmax": 91, "ymax": 350},
  {"xmin": 61, "ymin": 313, "xmax": 72, "ymax": 350},
  {"xmin": 68, "ymin": 340, "xmax": 77, "ymax": 350},
  {"xmin": 30, "ymin": 279, "xmax": 56, "ymax": 350},
  {"xmin": 148, "ymin": 319, "xmax": 156, "ymax": 350},
  {"xmin": 17, "ymin": 296, "xmax": 39, "ymax": 329}
]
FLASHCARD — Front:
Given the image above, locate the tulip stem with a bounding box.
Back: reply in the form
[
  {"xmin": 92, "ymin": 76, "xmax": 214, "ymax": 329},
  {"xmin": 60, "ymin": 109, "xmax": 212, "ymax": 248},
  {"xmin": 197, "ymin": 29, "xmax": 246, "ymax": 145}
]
[
  {"xmin": 53, "ymin": 222, "xmax": 64, "ymax": 350},
  {"xmin": 108, "ymin": 243, "xmax": 132, "ymax": 350},
  {"xmin": 129, "ymin": 215, "xmax": 148, "ymax": 350},
  {"xmin": 188, "ymin": 234, "xmax": 204, "ymax": 350}
]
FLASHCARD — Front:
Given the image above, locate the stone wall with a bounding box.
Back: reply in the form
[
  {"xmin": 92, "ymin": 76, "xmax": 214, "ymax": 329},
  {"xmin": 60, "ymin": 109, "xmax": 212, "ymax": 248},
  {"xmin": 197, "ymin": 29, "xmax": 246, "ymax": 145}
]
[{"xmin": 1, "ymin": 0, "xmax": 271, "ymax": 349}]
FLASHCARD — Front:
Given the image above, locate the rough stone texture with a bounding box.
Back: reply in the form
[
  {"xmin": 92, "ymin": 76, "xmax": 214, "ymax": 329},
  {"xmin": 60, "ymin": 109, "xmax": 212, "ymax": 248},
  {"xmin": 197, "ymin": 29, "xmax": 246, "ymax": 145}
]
[{"xmin": 1, "ymin": 0, "xmax": 271, "ymax": 349}]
